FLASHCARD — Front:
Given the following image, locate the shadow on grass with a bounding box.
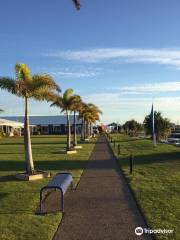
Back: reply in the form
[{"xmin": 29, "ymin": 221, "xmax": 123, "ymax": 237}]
[
  {"xmin": 0, "ymin": 141, "xmax": 67, "ymax": 146},
  {"xmin": 0, "ymin": 160, "xmax": 87, "ymax": 173},
  {"xmin": 0, "ymin": 210, "xmax": 33, "ymax": 214},
  {"xmin": 0, "ymin": 193, "xmax": 9, "ymax": 200},
  {"xmin": 110, "ymin": 138, "xmax": 148, "ymax": 144},
  {"xmin": 0, "ymin": 175, "xmax": 19, "ymax": 182},
  {"xmin": 1, "ymin": 150, "xmax": 179, "ymax": 174},
  {"xmin": 31, "ymin": 135, "xmax": 65, "ymax": 139},
  {"xmin": 119, "ymin": 151, "xmax": 180, "ymax": 166}
]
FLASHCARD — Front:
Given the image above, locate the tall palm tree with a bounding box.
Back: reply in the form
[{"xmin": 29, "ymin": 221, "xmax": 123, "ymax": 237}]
[
  {"xmin": 51, "ymin": 88, "xmax": 76, "ymax": 151},
  {"xmin": 0, "ymin": 63, "xmax": 60, "ymax": 174},
  {"xmin": 84, "ymin": 103, "xmax": 102, "ymax": 138},
  {"xmin": 78, "ymin": 102, "xmax": 88, "ymax": 141},
  {"xmin": 70, "ymin": 94, "xmax": 82, "ymax": 146},
  {"xmin": 79, "ymin": 103, "xmax": 102, "ymax": 140}
]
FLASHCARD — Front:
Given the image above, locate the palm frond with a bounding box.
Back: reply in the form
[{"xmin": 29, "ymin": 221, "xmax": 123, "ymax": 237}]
[
  {"xmin": 50, "ymin": 95, "xmax": 65, "ymax": 109},
  {"xmin": 0, "ymin": 77, "xmax": 16, "ymax": 94},
  {"xmin": 15, "ymin": 63, "xmax": 32, "ymax": 83},
  {"xmin": 63, "ymin": 88, "xmax": 73, "ymax": 102},
  {"xmin": 72, "ymin": 0, "xmax": 81, "ymax": 10},
  {"xmin": 69, "ymin": 94, "xmax": 82, "ymax": 112},
  {"xmin": 32, "ymin": 89, "xmax": 58, "ymax": 102},
  {"xmin": 32, "ymin": 74, "xmax": 61, "ymax": 93}
]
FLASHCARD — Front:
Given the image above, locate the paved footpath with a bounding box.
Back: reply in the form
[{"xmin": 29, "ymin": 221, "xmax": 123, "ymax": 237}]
[{"xmin": 53, "ymin": 134, "xmax": 152, "ymax": 240}]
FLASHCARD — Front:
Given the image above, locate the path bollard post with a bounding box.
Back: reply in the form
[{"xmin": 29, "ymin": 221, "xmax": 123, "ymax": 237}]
[{"xmin": 129, "ymin": 154, "xmax": 133, "ymax": 174}]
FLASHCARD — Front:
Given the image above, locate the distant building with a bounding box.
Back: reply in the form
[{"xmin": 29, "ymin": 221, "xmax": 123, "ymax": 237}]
[
  {"xmin": 2, "ymin": 115, "xmax": 82, "ymax": 135},
  {"xmin": 169, "ymin": 125, "xmax": 180, "ymax": 139},
  {"xmin": 0, "ymin": 118, "xmax": 24, "ymax": 136},
  {"xmin": 106, "ymin": 122, "xmax": 120, "ymax": 133}
]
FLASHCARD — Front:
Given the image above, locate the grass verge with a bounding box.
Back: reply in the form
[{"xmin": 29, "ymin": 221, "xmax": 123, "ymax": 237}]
[
  {"xmin": 109, "ymin": 133, "xmax": 180, "ymax": 240},
  {"xmin": 0, "ymin": 135, "xmax": 95, "ymax": 240}
]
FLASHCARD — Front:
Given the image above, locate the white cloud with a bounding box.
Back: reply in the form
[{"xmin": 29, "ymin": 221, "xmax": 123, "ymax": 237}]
[
  {"xmin": 50, "ymin": 70, "xmax": 96, "ymax": 78},
  {"xmin": 82, "ymin": 92, "xmax": 180, "ymax": 123},
  {"xmin": 45, "ymin": 48, "xmax": 180, "ymax": 68},
  {"xmin": 119, "ymin": 81, "xmax": 180, "ymax": 93}
]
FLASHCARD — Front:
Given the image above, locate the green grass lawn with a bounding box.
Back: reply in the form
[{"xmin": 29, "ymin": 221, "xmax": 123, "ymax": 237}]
[
  {"xmin": 109, "ymin": 134, "xmax": 180, "ymax": 240},
  {"xmin": 0, "ymin": 135, "xmax": 95, "ymax": 240}
]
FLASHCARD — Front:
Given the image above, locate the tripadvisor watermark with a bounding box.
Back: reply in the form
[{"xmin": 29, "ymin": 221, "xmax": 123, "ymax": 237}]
[{"xmin": 135, "ymin": 227, "xmax": 174, "ymax": 236}]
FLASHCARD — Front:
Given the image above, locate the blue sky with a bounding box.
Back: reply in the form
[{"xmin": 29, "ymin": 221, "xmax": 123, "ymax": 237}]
[{"xmin": 1, "ymin": 0, "xmax": 180, "ymax": 124}]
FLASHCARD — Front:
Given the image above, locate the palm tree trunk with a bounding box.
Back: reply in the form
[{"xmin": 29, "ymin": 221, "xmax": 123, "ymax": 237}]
[
  {"xmin": 81, "ymin": 118, "xmax": 83, "ymax": 141},
  {"xmin": 90, "ymin": 122, "xmax": 92, "ymax": 136},
  {"xmin": 24, "ymin": 97, "xmax": 34, "ymax": 174},
  {"xmin": 66, "ymin": 110, "xmax": 71, "ymax": 150},
  {"xmin": 84, "ymin": 120, "xmax": 86, "ymax": 139},
  {"xmin": 73, "ymin": 111, "xmax": 77, "ymax": 146},
  {"xmin": 86, "ymin": 121, "xmax": 89, "ymax": 138}
]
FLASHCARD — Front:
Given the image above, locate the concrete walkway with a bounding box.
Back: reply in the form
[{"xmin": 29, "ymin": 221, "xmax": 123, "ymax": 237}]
[{"xmin": 52, "ymin": 134, "xmax": 152, "ymax": 240}]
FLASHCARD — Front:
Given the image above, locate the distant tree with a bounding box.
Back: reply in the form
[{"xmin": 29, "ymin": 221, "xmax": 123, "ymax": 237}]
[
  {"xmin": 0, "ymin": 63, "xmax": 60, "ymax": 174},
  {"xmin": 79, "ymin": 103, "xmax": 102, "ymax": 139},
  {"xmin": 0, "ymin": 109, "xmax": 3, "ymax": 113},
  {"xmin": 123, "ymin": 119, "xmax": 143, "ymax": 136},
  {"xmin": 144, "ymin": 111, "xmax": 171, "ymax": 141}
]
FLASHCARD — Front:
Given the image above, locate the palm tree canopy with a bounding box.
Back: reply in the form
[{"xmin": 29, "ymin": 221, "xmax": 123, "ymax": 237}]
[
  {"xmin": 79, "ymin": 102, "xmax": 102, "ymax": 123},
  {"xmin": 70, "ymin": 94, "xmax": 82, "ymax": 112},
  {"xmin": 0, "ymin": 63, "xmax": 60, "ymax": 100},
  {"xmin": 51, "ymin": 88, "xmax": 77, "ymax": 112}
]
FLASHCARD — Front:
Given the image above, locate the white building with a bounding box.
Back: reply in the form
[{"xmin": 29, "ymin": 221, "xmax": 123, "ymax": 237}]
[
  {"xmin": 0, "ymin": 118, "xmax": 24, "ymax": 136},
  {"xmin": 2, "ymin": 115, "xmax": 82, "ymax": 135}
]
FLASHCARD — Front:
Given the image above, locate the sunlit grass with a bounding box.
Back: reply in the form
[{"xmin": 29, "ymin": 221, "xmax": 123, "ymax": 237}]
[
  {"xmin": 110, "ymin": 134, "xmax": 180, "ymax": 240},
  {"xmin": 0, "ymin": 135, "xmax": 94, "ymax": 240}
]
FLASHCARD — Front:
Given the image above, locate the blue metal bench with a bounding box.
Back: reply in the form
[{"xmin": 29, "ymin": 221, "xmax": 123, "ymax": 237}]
[{"xmin": 40, "ymin": 172, "xmax": 73, "ymax": 213}]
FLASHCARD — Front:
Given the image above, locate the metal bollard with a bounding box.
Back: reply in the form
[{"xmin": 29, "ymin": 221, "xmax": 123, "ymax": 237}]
[{"xmin": 129, "ymin": 154, "xmax": 133, "ymax": 174}]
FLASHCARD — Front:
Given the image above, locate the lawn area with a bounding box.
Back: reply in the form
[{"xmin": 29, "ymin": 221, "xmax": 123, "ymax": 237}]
[
  {"xmin": 0, "ymin": 135, "xmax": 95, "ymax": 240},
  {"xmin": 109, "ymin": 134, "xmax": 180, "ymax": 240}
]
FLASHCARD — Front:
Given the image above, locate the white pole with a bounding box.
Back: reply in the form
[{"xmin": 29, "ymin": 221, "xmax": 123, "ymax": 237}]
[{"xmin": 152, "ymin": 104, "xmax": 157, "ymax": 146}]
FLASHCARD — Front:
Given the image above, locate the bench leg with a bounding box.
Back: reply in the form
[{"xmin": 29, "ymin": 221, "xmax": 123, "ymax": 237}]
[{"xmin": 71, "ymin": 181, "xmax": 74, "ymax": 190}]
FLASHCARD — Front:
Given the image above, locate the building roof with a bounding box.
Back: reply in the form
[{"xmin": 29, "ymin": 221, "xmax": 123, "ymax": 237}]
[
  {"xmin": 0, "ymin": 118, "xmax": 24, "ymax": 128},
  {"xmin": 2, "ymin": 115, "xmax": 82, "ymax": 126}
]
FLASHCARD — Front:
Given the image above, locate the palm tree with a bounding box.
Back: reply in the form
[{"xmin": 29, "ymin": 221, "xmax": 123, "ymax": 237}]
[
  {"xmin": 51, "ymin": 88, "xmax": 76, "ymax": 151},
  {"xmin": 69, "ymin": 94, "xmax": 82, "ymax": 146},
  {"xmin": 85, "ymin": 103, "xmax": 102, "ymax": 137},
  {"xmin": 79, "ymin": 103, "xmax": 102, "ymax": 140},
  {"xmin": 0, "ymin": 63, "xmax": 60, "ymax": 174},
  {"xmin": 78, "ymin": 102, "xmax": 88, "ymax": 141}
]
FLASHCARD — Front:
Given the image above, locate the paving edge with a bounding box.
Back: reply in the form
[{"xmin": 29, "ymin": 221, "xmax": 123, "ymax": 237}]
[{"xmin": 105, "ymin": 134, "xmax": 156, "ymax": 240}]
